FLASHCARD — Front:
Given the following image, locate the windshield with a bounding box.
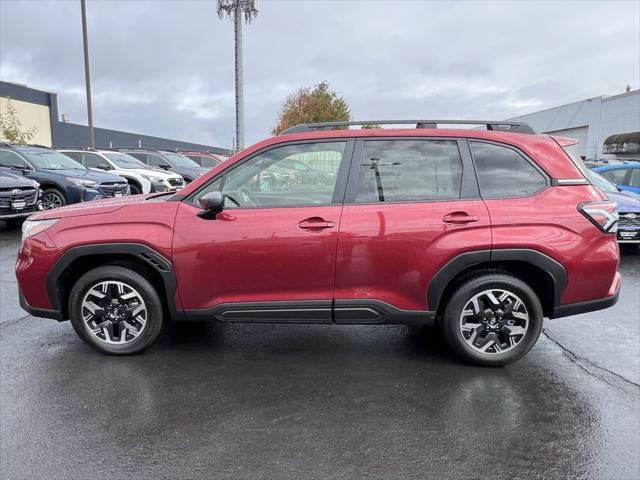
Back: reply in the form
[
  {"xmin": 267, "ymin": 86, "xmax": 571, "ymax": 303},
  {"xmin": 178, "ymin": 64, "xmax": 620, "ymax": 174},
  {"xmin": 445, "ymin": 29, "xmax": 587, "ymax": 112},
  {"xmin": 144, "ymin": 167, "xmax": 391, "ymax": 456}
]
[
  {"xmin": 161, "ymin": 152, "xmax": 200, "ymax": 168},
  {"xmin": 103, "ymin": 152, "xmax": 147, "ymax": 169},
  {"xmin": 586, "ymin": 169, "xmax": 618, "ymax": 193},
  {"xmin": 21, "ymin": 150, "xmax": 86, "ymax": 170}
]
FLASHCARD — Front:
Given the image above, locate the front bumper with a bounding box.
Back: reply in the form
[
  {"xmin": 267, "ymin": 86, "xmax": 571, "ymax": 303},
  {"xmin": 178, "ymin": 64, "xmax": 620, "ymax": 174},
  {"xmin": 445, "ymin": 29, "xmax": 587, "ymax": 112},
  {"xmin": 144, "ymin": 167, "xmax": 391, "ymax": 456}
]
[
  {"xmin": 551, "ymin": 271, "xmax": 621, "ymax": 318},
  {"xmin": 19, "ymin": 288, "xmax": 64, "ymax": 321}
]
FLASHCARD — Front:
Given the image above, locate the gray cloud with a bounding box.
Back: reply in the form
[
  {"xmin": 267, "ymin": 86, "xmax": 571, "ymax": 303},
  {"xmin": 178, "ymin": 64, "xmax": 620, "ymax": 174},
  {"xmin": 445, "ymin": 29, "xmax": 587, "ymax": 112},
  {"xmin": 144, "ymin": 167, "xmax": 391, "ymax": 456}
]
[{"xmin": 1, "ymin": 0, "xmax": 638, "ymax": 149}]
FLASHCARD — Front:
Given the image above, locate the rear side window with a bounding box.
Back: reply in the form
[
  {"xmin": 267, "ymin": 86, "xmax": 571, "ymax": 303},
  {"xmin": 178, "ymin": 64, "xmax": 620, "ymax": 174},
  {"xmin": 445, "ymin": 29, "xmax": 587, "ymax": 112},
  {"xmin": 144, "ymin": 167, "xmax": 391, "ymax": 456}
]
[
  {"xmin": 353, "ymin": 140, "xmax": 463, "ymax": 203},
  {"xmin": 470, "ymin": 142, "xmax": 546, "ymax": 198}
]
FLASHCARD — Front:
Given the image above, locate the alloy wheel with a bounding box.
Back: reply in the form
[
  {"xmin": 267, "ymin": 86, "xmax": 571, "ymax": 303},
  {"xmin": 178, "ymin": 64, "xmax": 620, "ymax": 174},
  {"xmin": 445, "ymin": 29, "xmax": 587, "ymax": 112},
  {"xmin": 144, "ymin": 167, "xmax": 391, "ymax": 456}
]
[
  {"xmin": 81, "ymin": 281, "xmax": 148, "ymax": 345},
  {"xmin": 459, "ymin": 289, "xmax": 529, "ymax": 354},
  {"xmin": 43, "ymin": 192, "xmax": 64, "ymax": 209}
]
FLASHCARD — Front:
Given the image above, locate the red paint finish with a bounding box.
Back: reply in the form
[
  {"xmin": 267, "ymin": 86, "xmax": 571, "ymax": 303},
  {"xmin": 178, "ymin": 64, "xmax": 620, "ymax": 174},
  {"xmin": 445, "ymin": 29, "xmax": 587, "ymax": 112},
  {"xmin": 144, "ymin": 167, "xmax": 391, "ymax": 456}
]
[
  {"xmin": 172, "ymin": 202, "xmax": 342, "ymax": 309},
  {"xmin": 17, "ymin": 127, "xmax": 621, "ymax": 319},
  {"xmin": 335, "ymin": 200, "xmax": 491, "ymax": 311},
  {"xmin": 486, "ymin": 185, "xmax": 619, "ymax": 304}
]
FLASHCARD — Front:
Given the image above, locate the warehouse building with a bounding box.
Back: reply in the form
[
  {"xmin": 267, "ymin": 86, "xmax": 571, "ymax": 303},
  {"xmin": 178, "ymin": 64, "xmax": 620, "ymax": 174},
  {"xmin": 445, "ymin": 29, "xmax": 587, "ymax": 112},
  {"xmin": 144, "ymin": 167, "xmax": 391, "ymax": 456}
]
[
  {"xmin": 0, "ymin": 80, "xmax": 230, "ymax": 154},
  {"xmin": 509, "ymin": 88, "xmax": 639, "ymax": 161}
]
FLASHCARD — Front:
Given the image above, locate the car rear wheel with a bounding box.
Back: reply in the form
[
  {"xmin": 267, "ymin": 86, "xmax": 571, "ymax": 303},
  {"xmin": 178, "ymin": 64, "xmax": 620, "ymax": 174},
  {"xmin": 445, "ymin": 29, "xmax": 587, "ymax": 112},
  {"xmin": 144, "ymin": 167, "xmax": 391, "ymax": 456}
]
[
  {"xmin": 42, "ymin": 188, "xmax": 66, "ymax": 209},
  {"xmin": 442, "ymin": 272, "xmax": 543, "ymax": 366},
  {"xmin": 69, "ymin": 266, "xmax": 164, "ymax": 355}
]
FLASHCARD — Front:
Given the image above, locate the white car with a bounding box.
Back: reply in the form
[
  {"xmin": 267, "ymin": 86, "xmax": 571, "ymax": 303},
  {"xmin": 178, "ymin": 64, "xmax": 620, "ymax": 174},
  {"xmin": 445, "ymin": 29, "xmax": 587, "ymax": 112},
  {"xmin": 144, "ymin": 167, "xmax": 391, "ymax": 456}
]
[{"xmin": 58, "ymin": 149, "xmax": 185, "ymax": 194}]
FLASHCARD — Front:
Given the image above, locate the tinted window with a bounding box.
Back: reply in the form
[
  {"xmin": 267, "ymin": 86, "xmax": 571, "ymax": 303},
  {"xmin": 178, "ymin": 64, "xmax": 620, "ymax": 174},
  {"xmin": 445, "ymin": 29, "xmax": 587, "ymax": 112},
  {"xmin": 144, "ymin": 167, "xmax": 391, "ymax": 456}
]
[
  {"xmin": 82, "ymin": 153, "xmax": 106, "ymax": 169},
  {"xmin": 354, "ymin": 140, "xmax": 462, "ymax": 203},
  {"xmin": 194, "ymin": 142, "xmax": 346, "ymax": 208},
  {"xmin": 600, "ymin": 168, "xmax": 628, "ymax": 185},
  {"xmin": 63, "ymin": 151, "xmax": 83, "ymax": 162},
  {"xmin": 127, "ymin": 152, "xmax": 147, "ymax": 163},
  {"xmin": 470, "ymin": 142, "xmax": 546, "ymax": 198},
  {"xmin": 0, "ymin": 149, "xmax": 29, "ymax": 168},
  {"xmin": 629, "ymin": 168, "xmax": 640, "ymax": 187},
  {"xmin": 146, "ymin": 154, "xmax": 168, "ymax": 167}
]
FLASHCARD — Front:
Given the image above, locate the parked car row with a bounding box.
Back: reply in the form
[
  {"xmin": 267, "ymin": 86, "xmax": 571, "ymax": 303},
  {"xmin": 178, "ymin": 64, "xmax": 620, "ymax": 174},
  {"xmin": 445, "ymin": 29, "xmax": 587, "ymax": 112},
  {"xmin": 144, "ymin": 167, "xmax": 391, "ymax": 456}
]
[{"xmin": 0, "ymin": 143, "xmax": 224, "ymax": 220}]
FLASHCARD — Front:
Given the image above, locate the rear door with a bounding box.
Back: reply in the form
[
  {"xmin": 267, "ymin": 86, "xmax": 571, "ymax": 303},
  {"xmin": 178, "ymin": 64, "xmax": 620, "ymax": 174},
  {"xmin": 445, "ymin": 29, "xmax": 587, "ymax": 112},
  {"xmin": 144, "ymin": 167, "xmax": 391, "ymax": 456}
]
[{"xmin": 334, "ymin": 138, "xmax": 491, "ymax": 321}]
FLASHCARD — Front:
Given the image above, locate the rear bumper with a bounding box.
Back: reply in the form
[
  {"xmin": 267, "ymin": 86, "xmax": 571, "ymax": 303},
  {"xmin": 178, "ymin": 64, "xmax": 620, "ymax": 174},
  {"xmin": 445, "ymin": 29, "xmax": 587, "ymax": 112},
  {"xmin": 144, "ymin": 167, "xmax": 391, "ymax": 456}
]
[{"xmin": 551, "ymin": 271, "xmax": 621, "ymax": 318}]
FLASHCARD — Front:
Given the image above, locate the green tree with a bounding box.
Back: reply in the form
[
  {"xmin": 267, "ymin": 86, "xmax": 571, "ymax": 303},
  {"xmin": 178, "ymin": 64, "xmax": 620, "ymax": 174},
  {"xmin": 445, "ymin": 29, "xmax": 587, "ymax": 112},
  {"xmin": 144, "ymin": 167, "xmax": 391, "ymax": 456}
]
[
  {"xmin": 0, "ymin": 98, "xmax": 38, "ymax": 145},
  {"xmin": 271, "ymin": 82, "xmax": 351, "ymax": 135}
]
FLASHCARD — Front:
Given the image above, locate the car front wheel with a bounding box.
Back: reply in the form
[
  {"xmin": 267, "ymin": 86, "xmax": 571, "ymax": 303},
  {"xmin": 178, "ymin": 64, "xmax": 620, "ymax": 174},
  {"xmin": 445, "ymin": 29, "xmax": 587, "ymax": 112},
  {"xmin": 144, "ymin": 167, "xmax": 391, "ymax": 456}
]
[
  {"xmin": 42, "ymin": 188, "xmax": 66, "ymax": 209},
  {"xmin": 442, "ymin": 272, "xmax": 543, "ymax": 367},
  {"xmin": 68, "ymin": 265, "xmax": 164, "ymax": 355}
]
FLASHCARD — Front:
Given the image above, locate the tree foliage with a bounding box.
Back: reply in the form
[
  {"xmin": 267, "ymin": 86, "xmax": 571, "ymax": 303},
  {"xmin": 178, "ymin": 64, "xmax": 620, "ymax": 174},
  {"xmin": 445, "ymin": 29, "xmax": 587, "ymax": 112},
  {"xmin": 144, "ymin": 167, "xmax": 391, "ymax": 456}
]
[
  {"xmin": 271, "ymin": 82, "xmax": 351, "ymax": 135},
  {"xmin": 0, "ymin": 98, "xmax": 38, "ymax": 145}
]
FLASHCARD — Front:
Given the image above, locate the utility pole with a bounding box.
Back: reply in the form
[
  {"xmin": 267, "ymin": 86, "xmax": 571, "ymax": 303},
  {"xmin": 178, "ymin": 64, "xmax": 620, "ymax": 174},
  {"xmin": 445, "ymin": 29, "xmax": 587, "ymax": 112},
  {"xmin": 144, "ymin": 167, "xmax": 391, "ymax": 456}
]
[
  {"xmin": 217, "ymin": 0, "xmax": 258, "ymax": 152},
  {"xmin": 80, "ymin": 0, "xmax": 95, "ymax": 148}
]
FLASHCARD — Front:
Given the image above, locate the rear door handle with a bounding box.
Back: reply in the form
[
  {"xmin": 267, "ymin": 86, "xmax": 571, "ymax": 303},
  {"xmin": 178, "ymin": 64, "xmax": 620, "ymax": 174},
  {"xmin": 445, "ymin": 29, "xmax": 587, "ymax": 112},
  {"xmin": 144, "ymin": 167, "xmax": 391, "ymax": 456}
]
[
  {"xmin": 298, "ymin": 217, "xmax": 335, "ymax": 231},
  {"xmin": 443, "ymin": 212, "xmax": 480, "ymax": 224}
]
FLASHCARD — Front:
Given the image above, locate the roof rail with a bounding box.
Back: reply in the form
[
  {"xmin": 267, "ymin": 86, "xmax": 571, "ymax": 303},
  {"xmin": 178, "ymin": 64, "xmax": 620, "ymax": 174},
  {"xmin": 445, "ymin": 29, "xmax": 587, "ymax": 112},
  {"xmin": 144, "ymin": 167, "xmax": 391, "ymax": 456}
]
[{"xmin": 280, "ymin": 120, "xmax": 536, "ymax": 135}]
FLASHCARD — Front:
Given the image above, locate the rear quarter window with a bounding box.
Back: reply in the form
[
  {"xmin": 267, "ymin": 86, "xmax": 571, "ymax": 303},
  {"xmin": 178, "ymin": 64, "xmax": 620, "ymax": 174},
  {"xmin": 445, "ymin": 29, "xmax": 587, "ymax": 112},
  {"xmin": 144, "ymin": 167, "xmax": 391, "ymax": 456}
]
[{"xmin": 470, "ymin": 142, "xmax": 547, "ymax": 198}]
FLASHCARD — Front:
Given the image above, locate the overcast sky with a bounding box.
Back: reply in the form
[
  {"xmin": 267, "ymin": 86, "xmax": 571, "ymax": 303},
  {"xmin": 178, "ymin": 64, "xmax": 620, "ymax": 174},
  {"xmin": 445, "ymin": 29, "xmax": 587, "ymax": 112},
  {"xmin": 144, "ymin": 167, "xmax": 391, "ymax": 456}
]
[{"xmin": 1, "ymin": 0, "xmax": 638, "ymax": 149}]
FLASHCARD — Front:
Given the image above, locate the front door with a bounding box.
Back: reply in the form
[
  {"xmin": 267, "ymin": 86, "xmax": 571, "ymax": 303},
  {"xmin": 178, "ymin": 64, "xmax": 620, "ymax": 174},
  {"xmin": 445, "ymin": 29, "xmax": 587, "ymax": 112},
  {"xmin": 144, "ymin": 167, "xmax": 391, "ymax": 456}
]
[
  {"xmin": 172, "ymin": 140, "xmax": 353, "ymax": 322},
  {"xmin": 334, "ymin": 138, "xmax": 491, "ymax": 321}
]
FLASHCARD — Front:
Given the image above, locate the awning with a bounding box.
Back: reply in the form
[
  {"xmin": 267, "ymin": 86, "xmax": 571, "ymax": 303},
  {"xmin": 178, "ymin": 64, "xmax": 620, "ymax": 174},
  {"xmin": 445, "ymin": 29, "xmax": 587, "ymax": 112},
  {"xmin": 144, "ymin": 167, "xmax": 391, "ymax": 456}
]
[{"xmin": 603, "ymin": 131, "xmax": 640, "ymax": 154}]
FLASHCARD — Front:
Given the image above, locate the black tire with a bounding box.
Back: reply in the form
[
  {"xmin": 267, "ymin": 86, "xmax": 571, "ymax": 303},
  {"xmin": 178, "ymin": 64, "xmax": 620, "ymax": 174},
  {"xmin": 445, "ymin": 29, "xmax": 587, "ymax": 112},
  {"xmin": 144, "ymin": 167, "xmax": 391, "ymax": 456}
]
[
  {"xmin": 68, "ymin": 266, "xmax": 164, "ymax": 355},
  {"xmin": 42, "ymin": 188, "xmax": 66, "ymax": 210},
  {"xmin": 129, "ymin": 182, "xmax": 142, "ymax": 195},
  {"xmin": 441, "ymin": 272, "xmax": 543, "ymax": 367}
]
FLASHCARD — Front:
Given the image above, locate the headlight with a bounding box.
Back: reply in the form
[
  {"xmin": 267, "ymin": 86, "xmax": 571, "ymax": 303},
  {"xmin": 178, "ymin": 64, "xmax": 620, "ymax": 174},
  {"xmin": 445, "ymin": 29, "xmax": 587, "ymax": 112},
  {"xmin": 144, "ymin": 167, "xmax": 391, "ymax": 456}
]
[
  {"xmin": 21, "ymin": 219, "xmax": 58, "ymax": 243},
  {"xmin": 67, "ymin": 177, "xmax": 97, "ymax": 187}
]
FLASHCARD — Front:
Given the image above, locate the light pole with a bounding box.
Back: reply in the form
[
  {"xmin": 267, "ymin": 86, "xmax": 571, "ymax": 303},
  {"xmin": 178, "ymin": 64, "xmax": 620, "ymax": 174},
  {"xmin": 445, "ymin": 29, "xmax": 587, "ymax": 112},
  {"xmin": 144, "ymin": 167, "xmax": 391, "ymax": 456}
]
[
  {"xmin": 217, "ymin": 0, "xmax": 258, "ymax": 152},
  {"xmin": 80, "ymin": 0, "xmax": 95, "ymax": 149}
]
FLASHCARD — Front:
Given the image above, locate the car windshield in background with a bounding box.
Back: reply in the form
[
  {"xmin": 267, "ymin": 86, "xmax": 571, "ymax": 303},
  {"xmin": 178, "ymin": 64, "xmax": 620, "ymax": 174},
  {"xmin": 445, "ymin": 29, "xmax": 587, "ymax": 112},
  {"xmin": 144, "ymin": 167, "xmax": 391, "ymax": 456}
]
[
  {"xmin": 22, "ymin": 150, "xmax": 85, "ymax": 170},
  {"xmin": 104, "ymin": 152, "xmax": 147, "ymax": 169},
  {"xmin": 587, "ymin": 169, "xmax": 618, "ymax": 193},
  {"xmin": 161, "ymin": 152, "xmax": 201, "ymax": 168}
]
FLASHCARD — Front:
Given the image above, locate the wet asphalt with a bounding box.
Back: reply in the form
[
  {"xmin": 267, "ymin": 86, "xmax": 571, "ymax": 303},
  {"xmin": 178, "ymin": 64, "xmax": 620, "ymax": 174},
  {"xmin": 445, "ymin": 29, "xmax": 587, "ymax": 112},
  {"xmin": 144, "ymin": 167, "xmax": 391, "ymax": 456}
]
[{"xmin": 0, "ymin": 222, "xmax": 638, "ymax": 480}]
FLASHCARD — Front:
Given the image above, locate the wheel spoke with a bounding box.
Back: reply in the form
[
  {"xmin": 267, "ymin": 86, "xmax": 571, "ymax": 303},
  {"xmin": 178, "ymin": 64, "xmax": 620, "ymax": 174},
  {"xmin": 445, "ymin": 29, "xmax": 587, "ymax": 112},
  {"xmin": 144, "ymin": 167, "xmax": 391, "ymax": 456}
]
[
  {"xmin": 459, "ymin": 288, "xmax": 529, "ymax": 355},
  {"xmin": 81, "ymin": 280, "xmax": 147, "ymax": 346}
]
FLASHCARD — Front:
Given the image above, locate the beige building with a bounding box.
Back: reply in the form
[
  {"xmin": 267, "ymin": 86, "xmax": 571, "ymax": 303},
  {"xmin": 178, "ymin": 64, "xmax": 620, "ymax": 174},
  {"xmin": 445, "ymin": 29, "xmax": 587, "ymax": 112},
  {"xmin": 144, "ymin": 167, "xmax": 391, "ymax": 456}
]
[{"xmin": 0, "ymin": 95, "xmax": 52, "ymax": 146}]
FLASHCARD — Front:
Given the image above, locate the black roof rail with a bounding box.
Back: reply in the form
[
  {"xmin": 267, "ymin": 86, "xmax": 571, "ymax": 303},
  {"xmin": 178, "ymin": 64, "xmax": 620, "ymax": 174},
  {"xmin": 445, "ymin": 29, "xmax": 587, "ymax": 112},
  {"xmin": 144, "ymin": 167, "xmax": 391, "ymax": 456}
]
[{"xmin": 280, "ymin": 120, "xmax": 536, "ymax": 135}]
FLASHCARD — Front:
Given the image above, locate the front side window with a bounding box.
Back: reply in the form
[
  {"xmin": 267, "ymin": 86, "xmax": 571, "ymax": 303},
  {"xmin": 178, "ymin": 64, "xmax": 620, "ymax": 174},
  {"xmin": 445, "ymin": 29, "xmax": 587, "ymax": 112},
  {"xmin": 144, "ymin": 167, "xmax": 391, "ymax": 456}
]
[
  {"xmin": 82, "ymin": 153, "xmax": 107, "ymax": 169},
  {"xmin": 600, "ymin": 168, "xmax": 628, "ymax": 185},
  {"xmin": 470, "ymin": 142, "xmax": 546, "ymax": 198},
  {"xmin": 0, "ymin": 149, "xmax": 29, "ymax": 169},
  {"xmin": 193, "ymin": 142, "xmax": 346, "ymax": 208},
  {"xmin": 353, "ymin": 140, "xmax": 463, "ymax": 203},
  {"xmin": 161, "ymin": 152, "xmax": 200, "ymax": 168},
  {"xmin": 629, "ymin": 168, "xmax": 640, "ymax": 188},
  {"xmin": 145, "ymin": 153, "xmax": 169, "ymax": 168}
]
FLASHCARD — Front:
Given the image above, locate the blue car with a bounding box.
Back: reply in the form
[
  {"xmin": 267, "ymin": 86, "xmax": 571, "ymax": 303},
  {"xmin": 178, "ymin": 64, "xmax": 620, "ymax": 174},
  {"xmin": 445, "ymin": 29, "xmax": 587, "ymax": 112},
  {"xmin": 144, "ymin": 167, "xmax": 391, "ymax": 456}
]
[
  {"xmin": 0, "ymin": 144, "xmax": 129, "ymax": 210},
  {"xmin": 587, "ymin": 169, "xmax": 640, "ymax": 244},
  {"xmin": 592, "ymin": 162, "xmax": 640, "ymax": 195}
]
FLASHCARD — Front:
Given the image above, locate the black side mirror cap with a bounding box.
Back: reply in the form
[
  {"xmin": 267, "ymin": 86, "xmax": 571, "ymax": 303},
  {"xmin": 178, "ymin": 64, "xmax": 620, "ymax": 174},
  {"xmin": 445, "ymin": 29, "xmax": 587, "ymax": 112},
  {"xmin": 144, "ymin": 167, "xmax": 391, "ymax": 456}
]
[{"xmin": 197, "ymin": 191, "xmax": 224, "ymax": 219}]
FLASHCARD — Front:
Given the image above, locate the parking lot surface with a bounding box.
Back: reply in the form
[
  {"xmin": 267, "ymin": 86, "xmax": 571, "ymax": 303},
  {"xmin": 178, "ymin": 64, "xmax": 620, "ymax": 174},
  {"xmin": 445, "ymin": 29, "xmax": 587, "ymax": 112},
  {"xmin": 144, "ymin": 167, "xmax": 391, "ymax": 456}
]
[{"xmin": 1, "ymin": 222, "xmax": 638, "ymax": 480}]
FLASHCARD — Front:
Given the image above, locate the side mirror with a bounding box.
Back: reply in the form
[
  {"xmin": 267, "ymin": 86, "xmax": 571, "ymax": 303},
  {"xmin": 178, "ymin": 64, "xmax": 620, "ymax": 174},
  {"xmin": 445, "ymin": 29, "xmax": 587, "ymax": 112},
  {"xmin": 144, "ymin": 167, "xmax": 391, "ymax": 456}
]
[
  {"xmin": 10, "ymin": 164, "xmax": 28, "ymax": 173},
  {"xmin": 96, "ymin": 163, "xmax": 111, "ymax": 170},
  {"xmin": 160, "ymin": 163, "xmax": 172, "ymax": 170},
  {"xmin": 197, "ymin": 191, "xmax": 224, "ymax": 219}
]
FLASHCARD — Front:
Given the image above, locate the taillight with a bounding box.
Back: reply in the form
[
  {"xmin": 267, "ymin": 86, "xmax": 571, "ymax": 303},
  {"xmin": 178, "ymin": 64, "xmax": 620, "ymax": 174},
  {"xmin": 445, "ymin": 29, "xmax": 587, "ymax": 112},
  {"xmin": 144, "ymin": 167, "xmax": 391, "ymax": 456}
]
[{"xmin": 578, "ymin": 201, "xmax": 618, "ymax": 233}]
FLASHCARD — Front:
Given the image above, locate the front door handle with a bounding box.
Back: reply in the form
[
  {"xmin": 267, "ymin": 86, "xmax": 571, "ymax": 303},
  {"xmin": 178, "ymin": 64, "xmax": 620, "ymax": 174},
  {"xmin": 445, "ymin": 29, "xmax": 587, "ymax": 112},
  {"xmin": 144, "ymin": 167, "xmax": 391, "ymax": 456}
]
[
  {"xmin": 298, "ymin": 217, "xmax": 335, "ymax": 231},
  {"xmin": 443, "ymin": 212, "xmax": 480, "ymax": 224}
]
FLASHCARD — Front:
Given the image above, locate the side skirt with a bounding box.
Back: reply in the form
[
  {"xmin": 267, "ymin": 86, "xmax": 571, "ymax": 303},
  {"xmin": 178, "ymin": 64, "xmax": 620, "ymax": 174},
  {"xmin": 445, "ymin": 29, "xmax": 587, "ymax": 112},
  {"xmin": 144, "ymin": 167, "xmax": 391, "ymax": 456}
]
[{"xmin": 183, "ymin": 300, "xmax": 435, "ymax": 326}]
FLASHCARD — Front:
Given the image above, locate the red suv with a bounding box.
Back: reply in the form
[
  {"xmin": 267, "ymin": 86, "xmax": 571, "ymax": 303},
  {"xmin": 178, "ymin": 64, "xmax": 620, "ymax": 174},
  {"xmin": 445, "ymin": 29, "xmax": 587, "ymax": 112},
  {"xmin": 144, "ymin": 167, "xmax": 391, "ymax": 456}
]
[{"xmin": 17, "ymin": 121, "xmax": 621, "ymax": 366}]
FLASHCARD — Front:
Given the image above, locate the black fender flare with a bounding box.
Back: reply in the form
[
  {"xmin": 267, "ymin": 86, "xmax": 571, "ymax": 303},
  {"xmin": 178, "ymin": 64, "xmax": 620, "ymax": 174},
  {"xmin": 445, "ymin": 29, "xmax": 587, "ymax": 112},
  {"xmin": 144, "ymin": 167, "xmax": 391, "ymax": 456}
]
[
  {"xmin": 427, "ymin": 249, "xmax": 567, "ymax": 310},
  {"xmin": 46, "ymin": 243, "xmax": 183, "ymax": 320}
]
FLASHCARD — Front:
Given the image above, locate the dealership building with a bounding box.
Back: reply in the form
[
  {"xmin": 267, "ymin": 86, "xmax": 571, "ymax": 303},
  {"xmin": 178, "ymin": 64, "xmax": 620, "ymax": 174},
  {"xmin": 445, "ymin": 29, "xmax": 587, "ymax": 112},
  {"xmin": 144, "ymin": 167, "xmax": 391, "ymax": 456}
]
[
  {"xmin": 509, "ymin": 88, "xmax": 639, "ymax": 160},
  {"xmin": 0, "ymin": 80, "xmax": 230, "ymax": 154}
]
